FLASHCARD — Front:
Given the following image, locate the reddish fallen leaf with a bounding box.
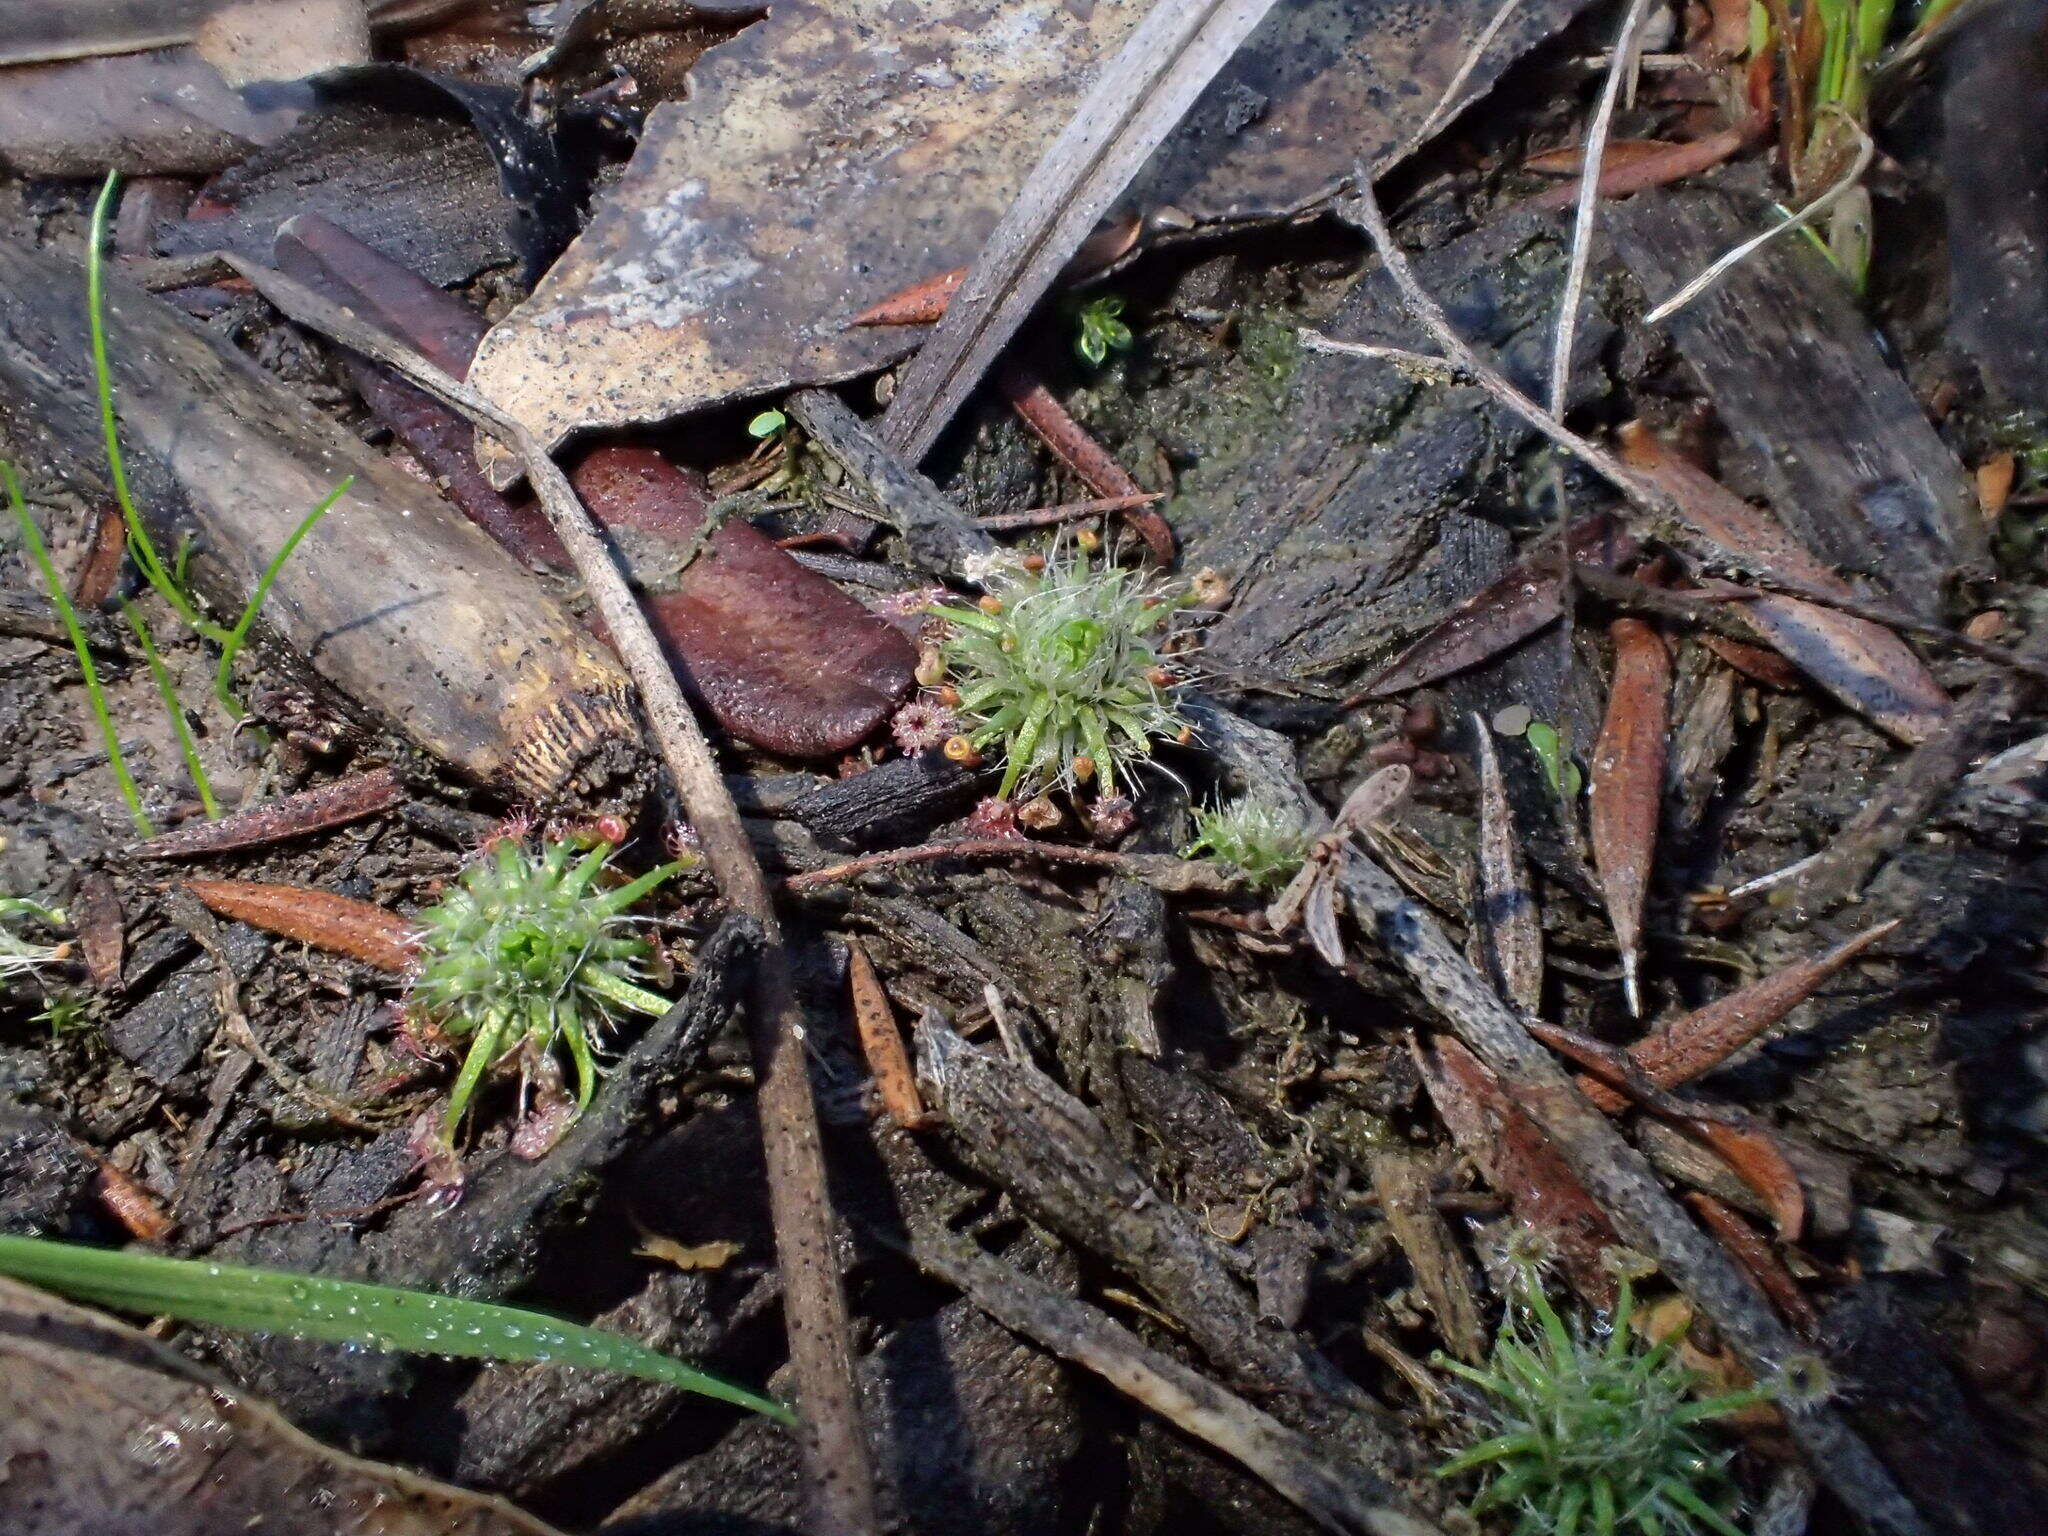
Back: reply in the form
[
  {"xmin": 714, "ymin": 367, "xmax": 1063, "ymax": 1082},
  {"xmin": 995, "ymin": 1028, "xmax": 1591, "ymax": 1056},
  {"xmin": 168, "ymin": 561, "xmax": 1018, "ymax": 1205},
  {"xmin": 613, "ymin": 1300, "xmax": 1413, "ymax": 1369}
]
[
  {"xmin": 1576, "ymin": 920, "xmax": 1901, "ymax": 1114},
  {"xmin": 1680, "ymin": 1117, "xmax": 1807, "ymax": 1239},
  {"xmin": 135, "ymin": 767, "xmax": 406, "ymax": 860},
  {"xmin": 273, "ymin": 215, "xmax": 915, "ymax": 759},
  {"xmin": 1590, "ymin": 617, "xmax": 1670, "ymax": 1016},
  {"xmin": 1528, "ymin": 126, "xmax": 1752, "ymax": 209},
  {"xmin": 183, "ymin": 879, "xmax": 418, "ymax": 973},
  {"xmin": 1415, "ymin": 1035, "xmax": 1618, "ymax": 1306},
  {"xmin": 69, "ymin": 873, "xmax": 125, "ymax": 995},
  {"xmin": 845, "ymin": 939, "xmax": 934, "ymax": 1131},
  {"xmin": 1619, "ymin": 421, "xmax": 1844, "ymax": 590},
  {"xmin": 1620, "ymin": 422, "xmax": 1951, "ymax": 744},
  {"xmin": 850, "ymin": 267, "xmax": 965, "ymax": 327},
  {"xmin": 1526, "ymin": 1020, "xmax": 1807, "ymax": 1238},
  {"xmin": 994, "ymin": 362, "xmax": 1176, "ymax": 566},
  {"xmin": 1687, "ymin": 1191, "xmax": 1819, "ymax": 1335},
  {"xmin": 1345, "ymin": 514, "xmax": 1637, "ymax": 704},
  {"xmin": 72, "ymin": 505, "xmax": 128, "ymax": 611},
  {"xmin": 94, "ymin": 1161, "xmax": 174, "ymax": 1242},
  {"xmin": 1699, "ymin": 632, "xmax": 1808, "ymax": 692},
  {"xmin": 569, "ymin": 442, "xmax": 918, "ymax": 758},
  {"xmin": 1523, "ymin": 139, "xmax": 1702, "ymax": 176},
  {"xmin": 273, "ymin": 216, "xmax": 570, "ymax": 570}
]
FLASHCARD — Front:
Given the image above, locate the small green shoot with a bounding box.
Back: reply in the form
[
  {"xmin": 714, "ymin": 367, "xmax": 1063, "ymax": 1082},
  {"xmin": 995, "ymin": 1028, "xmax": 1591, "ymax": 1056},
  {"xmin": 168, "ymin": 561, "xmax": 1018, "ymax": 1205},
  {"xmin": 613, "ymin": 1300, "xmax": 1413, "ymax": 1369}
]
[
  {"xmin": 409, "ymin": 836, "xmax": 688, "ymax": 1139},
  {"xmin": 1183, "ymin": 796, "xmax": 1315, "ymax": 892},
  {"xmin": 938, "ymin": 549, "xmax": 1187, "ymax": 800},
  {"xmin": 124, "ymin": 603, "xmax": 219, "ymax": 820},
  {"xmin": 0, "ymin": 1232, "xmax": 792, "ymax": 1424},
  {"xmin": 1524, "ymin": 720, "xmax": 1583, "ymax": 802},
  {"xmin": 1435, "ymin": 1263, "xmax": 1767, "ymax": 1536},
  {"xmin": 87, "ymin": 173, "xmax": 226, "ymax": 648},
  {"xmin": 34, "ymin": 989, "xmax": 95, "ymax": 1038},
  {"xmin": 747, "ymin": 408, "xmax": 788, "ymax": 439},
  {"xmin": 1, "ymin": 896, "xmax": 71, "ymax": 985},
  {"xmin": 1074, "ymin": 295, "xmax": 1133, "ymax": 367},
  {"xmin": 5, "ymin": 462, "xmax": 153, "ymax": 834},
  {"xmin": 71, "ymin": 172, "xmax": 351, "ymax": 813},
  {"xmin": 212, "ymin": 476, "xmax": 352, "ymax": 720}
]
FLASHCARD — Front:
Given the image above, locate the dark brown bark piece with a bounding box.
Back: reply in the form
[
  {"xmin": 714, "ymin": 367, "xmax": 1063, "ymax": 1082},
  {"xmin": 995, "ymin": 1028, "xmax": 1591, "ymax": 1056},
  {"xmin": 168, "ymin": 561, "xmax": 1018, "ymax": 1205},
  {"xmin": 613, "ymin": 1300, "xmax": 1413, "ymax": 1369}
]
[{"xmin": 1608, "ymin": 190, "xmax": 1986, "ymax": 614}]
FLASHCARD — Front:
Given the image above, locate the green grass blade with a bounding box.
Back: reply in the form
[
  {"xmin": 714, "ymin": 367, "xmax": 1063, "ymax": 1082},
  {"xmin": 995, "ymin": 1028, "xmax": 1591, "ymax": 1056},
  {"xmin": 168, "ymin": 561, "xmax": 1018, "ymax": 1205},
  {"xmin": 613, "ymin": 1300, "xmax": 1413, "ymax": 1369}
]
[
  {"xmin": 213, "ymin": 477, "xmax": 351, "ymax": 717},
  {"xmin": 5, "ymin": 462, "xmax": 154, "ymax": 835},
  {"xmin": 123, "ymin": 602, "xmax": 218, "ymax": 819},
  {"xmin": 85, "ymin": 174, "xmax": 226, "ymax": 647},
  {"xmin": 0, "ymin": 1233, "xmax": 793, "ymax": 1425}
]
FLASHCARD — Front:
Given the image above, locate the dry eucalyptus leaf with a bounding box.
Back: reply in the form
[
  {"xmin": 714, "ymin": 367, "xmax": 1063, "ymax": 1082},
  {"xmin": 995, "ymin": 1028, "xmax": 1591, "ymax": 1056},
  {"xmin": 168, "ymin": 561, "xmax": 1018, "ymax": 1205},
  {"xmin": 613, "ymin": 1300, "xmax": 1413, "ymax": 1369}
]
[{"xmin": 467, "ymin": 0, "xmax": 1596, "ymax": 478}]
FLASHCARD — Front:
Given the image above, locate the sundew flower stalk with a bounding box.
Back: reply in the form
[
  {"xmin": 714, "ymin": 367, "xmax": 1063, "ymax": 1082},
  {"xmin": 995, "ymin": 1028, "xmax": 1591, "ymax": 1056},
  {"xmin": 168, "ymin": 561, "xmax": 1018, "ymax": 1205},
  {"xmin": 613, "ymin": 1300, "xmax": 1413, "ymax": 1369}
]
[
  {"xmin": 408, "ymin": 836, "xmax": 685, "ymax": 1138},
  {"xmin": 937, "ymin": 550, "xmax": 1188, "ymax": 800}
]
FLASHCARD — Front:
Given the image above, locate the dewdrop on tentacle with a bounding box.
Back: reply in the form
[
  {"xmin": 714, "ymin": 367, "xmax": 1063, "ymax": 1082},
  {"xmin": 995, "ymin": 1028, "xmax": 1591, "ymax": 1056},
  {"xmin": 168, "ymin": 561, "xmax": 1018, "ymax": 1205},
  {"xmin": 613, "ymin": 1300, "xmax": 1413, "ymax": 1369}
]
[
  {"xmin": 405, "ymin": 835, "xmax": 686, "ymax": 1145},
  {"xmin": 932, "ymin": 547, "xmax": 1191, "ymax": 803}
]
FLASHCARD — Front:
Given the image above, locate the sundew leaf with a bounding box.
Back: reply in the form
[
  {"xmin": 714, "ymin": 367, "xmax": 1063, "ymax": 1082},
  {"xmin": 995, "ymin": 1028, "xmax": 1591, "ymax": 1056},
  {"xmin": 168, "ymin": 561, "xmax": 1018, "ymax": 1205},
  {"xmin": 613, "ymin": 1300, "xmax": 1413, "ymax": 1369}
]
[{"xmin": 0, "ymin": 1234, "xmax": 793, "ymax": 1425}]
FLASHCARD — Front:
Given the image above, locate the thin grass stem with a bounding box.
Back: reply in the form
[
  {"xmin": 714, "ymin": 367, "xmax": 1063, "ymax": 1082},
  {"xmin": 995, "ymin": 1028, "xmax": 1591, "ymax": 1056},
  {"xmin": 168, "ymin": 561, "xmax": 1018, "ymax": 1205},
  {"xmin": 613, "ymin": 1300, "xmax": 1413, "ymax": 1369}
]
[
  {"xmin": 123, "ymin": 602, "xmax": 218, "ymax": 818},
  {"xmin": 5, "ymin": 462, "xmax": 153, "ymax": 835}
]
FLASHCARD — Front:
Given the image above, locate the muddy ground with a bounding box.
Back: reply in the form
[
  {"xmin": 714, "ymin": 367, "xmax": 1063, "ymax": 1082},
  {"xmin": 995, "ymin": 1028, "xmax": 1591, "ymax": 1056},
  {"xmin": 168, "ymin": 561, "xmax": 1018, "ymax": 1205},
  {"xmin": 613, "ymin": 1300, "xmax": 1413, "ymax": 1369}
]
[{"xmin": 5, "ymin": 5, "xmax": 2048, "ymax": 1535}]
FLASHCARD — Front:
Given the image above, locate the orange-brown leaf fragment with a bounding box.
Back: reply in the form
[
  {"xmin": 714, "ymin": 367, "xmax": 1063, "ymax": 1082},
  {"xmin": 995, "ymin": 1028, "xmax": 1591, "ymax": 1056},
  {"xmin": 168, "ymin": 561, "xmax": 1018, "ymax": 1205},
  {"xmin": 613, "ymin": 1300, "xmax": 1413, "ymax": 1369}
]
[
  {"xmin": 1619, "ymin": 421, "xmax": 1951, "ymax": 743},
  {"xmin": 845, "ymin": 939, "xmax": 933, "ymax": 1131},
  {"xmin": 1578, "ymin": 919, "xmax": 1900, "ymax": 1113},
  {"xmin": 1687, "ymin": 1191, "xmax": 1818, "ymax": 1334},
  {"xmin": 849, "ymin": 267, "xmax": 965, "ymax": 327},
  {"xmin": 1591, "ymin": 617, "xmax": 1670, "ymax": 1015},
  {"xmin": 1415, "ymin": 1036, "xmax": 1618, "ymax": 1306},
  {"xmin": 182, "ymin": 879, "xmax": 417, "ymax": 974}
]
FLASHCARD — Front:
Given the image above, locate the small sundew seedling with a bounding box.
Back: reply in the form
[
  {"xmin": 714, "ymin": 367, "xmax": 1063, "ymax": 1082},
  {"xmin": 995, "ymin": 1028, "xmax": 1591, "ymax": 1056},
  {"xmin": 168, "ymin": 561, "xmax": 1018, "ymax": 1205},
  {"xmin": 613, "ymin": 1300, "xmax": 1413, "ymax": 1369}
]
[
  {"xmin": 1075, "ymin": 294, "xmax": 1133, "ymax": 366},
  {"xmin": 1183, "ymin": 796, "xmax": 1314, "ymax": 892},
  {"xmin": 936, "ymin": 549, "xmax": 1187, "ymax": 800},
  {"xmin": 1435, "ymin": 1262, "xmax": 1766, "ymax": 1536},
  {"xmin": 408, "ymin": 836, "xmax": 687, "ymax": 1139}
]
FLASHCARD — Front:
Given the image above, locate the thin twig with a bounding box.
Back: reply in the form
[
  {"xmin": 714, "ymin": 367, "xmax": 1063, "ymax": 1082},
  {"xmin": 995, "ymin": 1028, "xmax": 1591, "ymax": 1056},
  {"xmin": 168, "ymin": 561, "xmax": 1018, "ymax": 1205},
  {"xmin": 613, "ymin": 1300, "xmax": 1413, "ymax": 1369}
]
[
  {"xmin": 975, "ymin": 492, "xmax": 1164, "ymax": 532},
  {"xmin": 1550, "ymin": 0, "xmax": 1658, "ymax": 419},
  {"xmin": 1644, "ymin": 117, "xmax": 1876, "ymax": 324},
  {"xmin": 1405, "ymin": 0, "xmax": 1529, "ymax": 152},
  {"xmin": 880, "ymin": 0, "xmax": 1283, "ymax": 459},
  {"xmin": 225, "ymin": 256, "xmax": 879, "ymax": 1535},
  {"xmin": 787, "ymin": 838, "xmax": 1236, "ymax": 896},
  {"xmin": 904, "ymin": 1220, "xmax": 1445, "ymax": 1536},
  {"xmin": 1314, "ymin": 197, "xmax": 2047, "ymax": 688}
]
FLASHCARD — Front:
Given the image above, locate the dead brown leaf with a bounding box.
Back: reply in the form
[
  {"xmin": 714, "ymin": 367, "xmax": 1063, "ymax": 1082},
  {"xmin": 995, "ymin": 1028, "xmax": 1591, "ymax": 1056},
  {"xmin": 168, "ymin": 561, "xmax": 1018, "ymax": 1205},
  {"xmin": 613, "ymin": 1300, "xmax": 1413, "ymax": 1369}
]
[
  {"xmin": 1590, "ymin": 617, "xmax": 1670, "ymax": 1015},
  {"xmin": 465, "ymin": 0, "xmax": 1600, "ymax": 476}
]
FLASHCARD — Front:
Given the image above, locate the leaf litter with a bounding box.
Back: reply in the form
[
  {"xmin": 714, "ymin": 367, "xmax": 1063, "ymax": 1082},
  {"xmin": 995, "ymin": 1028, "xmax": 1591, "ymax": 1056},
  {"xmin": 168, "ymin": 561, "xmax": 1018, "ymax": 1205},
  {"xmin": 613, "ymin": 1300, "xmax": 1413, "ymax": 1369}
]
[{"xmin": 1, "ymin": 3, "xmax": 2044, "ymax": 1534}]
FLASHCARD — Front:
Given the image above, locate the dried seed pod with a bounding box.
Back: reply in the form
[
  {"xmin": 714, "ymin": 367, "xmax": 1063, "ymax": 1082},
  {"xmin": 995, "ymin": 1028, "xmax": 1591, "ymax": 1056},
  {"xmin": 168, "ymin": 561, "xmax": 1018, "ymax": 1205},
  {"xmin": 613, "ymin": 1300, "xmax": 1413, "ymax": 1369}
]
[{"xmin": 1016, "ymin": 796, "xmax": 1064, "ymax": 832}]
